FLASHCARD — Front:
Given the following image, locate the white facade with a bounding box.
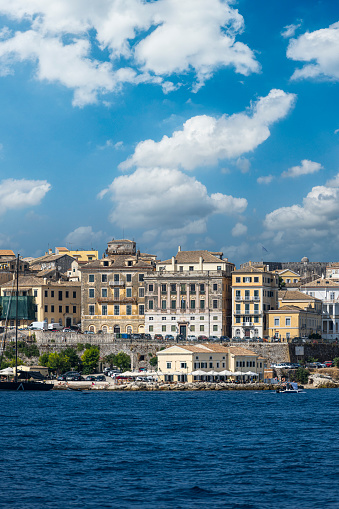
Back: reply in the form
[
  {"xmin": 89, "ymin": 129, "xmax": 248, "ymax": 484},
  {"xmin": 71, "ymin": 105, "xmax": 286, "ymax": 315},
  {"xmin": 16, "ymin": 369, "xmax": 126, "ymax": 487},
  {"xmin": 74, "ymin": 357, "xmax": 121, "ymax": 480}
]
[{"xmin": 300, "ymin": 279, "xmax": 339, "ymax": 340}]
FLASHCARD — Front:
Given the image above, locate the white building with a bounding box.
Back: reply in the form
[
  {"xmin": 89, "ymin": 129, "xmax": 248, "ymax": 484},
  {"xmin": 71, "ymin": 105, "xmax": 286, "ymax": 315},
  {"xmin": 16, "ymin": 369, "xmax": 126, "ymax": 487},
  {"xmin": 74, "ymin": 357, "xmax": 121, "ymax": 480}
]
[{"xmin": 300, "ymin": 278, "xmax": 339, "ymax": 340}]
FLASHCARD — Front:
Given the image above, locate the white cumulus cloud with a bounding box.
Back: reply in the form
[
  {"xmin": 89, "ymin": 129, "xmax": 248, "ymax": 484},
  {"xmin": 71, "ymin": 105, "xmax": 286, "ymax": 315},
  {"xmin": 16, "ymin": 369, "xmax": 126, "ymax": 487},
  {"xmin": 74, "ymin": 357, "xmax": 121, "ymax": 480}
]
[
  {"xmin": 257, "ymin": 175, "xmax": 274, "ymax": 184},
  {"xmin": 232, "ymin": 223, "xmax": 247, "ymax": 237},
  {"xmin": 281, "ymin": 159, "xmax": 323, "ymax": 178},
  {"xmin": 281, "ymin": 21, "xmax": 302, "ymax": 39},
  {"xmin": 0, "ymin": 0, "xmax": 260, "ymax": 105},
  {"xmin": 120, "ymin": 89, "xmax": 296, "ymax": 171},
  {"xmin": 64, "ymin": 226, "xmax": 106, "ymax": 248},
  {"xmin": 287, "ymin": 22, "xmax": 339, "ymax": 81},
  {"xmin": 99, "ymin": 167, "xmax": 247, "ymax": 236},
  {"xmin": 0, "ymin": 178, "xmax": 51, "ymax": 214}
]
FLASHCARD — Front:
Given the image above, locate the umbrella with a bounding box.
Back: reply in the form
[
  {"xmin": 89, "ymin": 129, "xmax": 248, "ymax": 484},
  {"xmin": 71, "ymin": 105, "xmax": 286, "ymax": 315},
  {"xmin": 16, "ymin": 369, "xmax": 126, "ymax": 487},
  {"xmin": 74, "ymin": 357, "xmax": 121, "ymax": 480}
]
[
  {"xmin": 232, "ymin": 371, "xmax": 244, "ymax": 376},
  {"xmin": 189, "ymin": 370, "xmax": 207, "ymax": 376},
  {"xmin": 218, "ymin": 370, "xmax": 233, "ymax": 376},
  {"xmin": 0, "ymin": 367, "xmax": 14, "ymax": 375},
  {"xmin": 245, "ymin": 371, "xmax": 259, "ymax": 376},
  {"xmin": 206, "ymin": 370, "xmax": 218, "ymax": 376}
]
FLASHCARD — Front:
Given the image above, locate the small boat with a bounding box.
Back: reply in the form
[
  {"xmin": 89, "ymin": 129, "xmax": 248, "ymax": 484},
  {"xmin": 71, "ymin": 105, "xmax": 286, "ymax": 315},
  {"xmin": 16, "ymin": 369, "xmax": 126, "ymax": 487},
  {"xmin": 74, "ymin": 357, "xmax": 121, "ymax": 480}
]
[{"xmin": 276, "ymin": 382, "xmax": 304, "ymax": 393}]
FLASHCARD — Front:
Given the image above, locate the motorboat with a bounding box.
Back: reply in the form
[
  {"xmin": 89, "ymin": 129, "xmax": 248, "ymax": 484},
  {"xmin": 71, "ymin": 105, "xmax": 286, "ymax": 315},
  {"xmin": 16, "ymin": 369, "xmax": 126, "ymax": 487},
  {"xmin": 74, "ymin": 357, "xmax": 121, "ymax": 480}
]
[{"xmin": 276, "ymin": 382, "xmax": 304, "ymax": 393}]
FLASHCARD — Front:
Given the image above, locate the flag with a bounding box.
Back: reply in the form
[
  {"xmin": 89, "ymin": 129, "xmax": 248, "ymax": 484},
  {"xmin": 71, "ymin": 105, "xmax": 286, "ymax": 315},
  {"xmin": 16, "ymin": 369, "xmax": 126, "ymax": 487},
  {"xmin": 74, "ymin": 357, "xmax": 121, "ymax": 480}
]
[{"xmin": 262, "ymin": 246, "xmax": 268, "ymax": 253}]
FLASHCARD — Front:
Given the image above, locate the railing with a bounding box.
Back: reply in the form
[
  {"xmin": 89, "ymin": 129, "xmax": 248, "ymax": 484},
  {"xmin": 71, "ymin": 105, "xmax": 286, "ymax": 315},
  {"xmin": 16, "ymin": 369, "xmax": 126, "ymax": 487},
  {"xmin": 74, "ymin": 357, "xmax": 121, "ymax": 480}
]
[{"xmin": 109, "ymin": 281, "xmax": 125, "ymax": 287}]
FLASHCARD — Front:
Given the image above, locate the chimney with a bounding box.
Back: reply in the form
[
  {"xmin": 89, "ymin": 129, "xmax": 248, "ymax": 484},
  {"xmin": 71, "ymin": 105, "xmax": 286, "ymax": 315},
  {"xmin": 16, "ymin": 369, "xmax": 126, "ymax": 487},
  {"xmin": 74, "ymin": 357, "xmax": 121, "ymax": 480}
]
[
  {"xmin": 199, "ymin": 257, "xmax": 203, "ymax": 270},
  {"xmin": 178, "ymin": 246, "xmax": 181, "ymax": 252},
  {"xmin": 172, "ymin": 256, "xmax": 176, "ymax": 271}
]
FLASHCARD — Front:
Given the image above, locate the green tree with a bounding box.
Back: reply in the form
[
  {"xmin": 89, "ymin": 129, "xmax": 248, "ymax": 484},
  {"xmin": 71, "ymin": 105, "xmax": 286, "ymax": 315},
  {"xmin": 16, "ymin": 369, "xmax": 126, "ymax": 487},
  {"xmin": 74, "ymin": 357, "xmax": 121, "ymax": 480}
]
[
  {"xmin": 47, "ymin": 352, "xmax": 65, "ymax": 374},
  {"xmin": 81, "ymin": 347, "xmax": 100, "ymax": 374},
  {"xmin": 76, "ymin": 343, "xmax": 84, "ymax": 352},
  {"xmin": 149, "ymin": 356, "xmax": 158, "ymax": 368},
  {"xmin": 103, "ymin": 353, "xmax": 117, "ymax": 367},
  {"xmin": 294, "ymin": 367, "xmax": 310, "ymax": 384},
  {"xmin": 63, "ymin": 347, "xmax": 81, "ymax": 370},
  {"xmin": 113, "ymin": 352, "xmax": 131, "ymax": 371},
  {"xmin": 278, "ymin": 276, "xmax": 286, "ymax": 289},
  {"xmin": 39, "ymin": 353, "xmax": 50, "ymax": 366},
  {"xmin": 333, "ymin": 357, "xmax": 339, "ymax": 368}
]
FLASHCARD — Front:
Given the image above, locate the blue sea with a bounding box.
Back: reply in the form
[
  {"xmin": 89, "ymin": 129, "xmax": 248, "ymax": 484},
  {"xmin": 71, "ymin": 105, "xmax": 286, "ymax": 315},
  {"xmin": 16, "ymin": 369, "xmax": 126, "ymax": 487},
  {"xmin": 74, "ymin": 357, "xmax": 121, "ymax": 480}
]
[{"xmin": 0, "ymin": 389, "xmax": 338, "ymax": 509}]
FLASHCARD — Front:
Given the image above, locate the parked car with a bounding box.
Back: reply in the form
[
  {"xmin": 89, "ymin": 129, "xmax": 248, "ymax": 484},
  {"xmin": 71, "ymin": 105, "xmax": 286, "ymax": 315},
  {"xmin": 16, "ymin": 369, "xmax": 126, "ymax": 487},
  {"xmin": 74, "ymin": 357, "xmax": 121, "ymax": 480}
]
[
  {"xmin": 308, "ymin": 362, "xmax": 323, "ymax": 369},
  {"xmin": 154, "ymin": 334, "xmax": 163, "ymax": 340},
  {"xmin": 143, "ymin": 333, "xmax": 152, "ymax": 340},
  {"xmin": 96, "ymin": 375, "xmax": 106, "ymax": 381},
  {"xmin": 131, "ymin": 333, "xmax": 142, "ymax": 340},
  {"xmin": 198, "ymin": 335, "xmax": 208, "ymax": 341},
  {"xmin": 187, "ymin": 335, "xmax": 197, "ymax": 341},
  {"xmin": 323, "ymin": 361, "xmax": 333, "ymax": 368},
  {"xmin": 165, "ymin": 334, "xmax": 175, "ymax": 341},
  {"xmin": 232, "ymin": 336, "xmax": 241, "ymax": 342},
  {"xmin": 220, "ymin": 336, "xmax": 230, "ymax": 342},
  {"xmin": 57, "ymin": 375, "xmax": 66, "ymax": 381},
  {"xmin": 66, "ymin": 374, "xmax": 83, "ymax": 381},
  {"xmin": 208, "ymin": 336, "xmax": 219, "ymax": 342},
  {"xmin": 85, "ymin": 375, "xmax": 96, "ymax": 381},
  {"xmin": 84, "ymin": 330, "xmax": 94, "ymax": 334},
  {"xmin": 63, "ymin": 327, "xmax": 72, "ymax": 332},
  {"xmin": 176, "ymin": 334, "xmax": 185, "ymax": 341}
]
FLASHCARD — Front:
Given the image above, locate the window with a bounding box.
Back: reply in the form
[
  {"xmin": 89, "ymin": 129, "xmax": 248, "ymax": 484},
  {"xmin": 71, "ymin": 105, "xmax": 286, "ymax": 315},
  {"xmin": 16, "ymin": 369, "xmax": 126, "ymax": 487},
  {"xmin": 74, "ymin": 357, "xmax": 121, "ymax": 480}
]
[
  {"xmin": 201, "ymin": 362, "xmax": 207, "ymax": 368},
  {"xmin": 254, "ymin": 277, "xmax": 259, "ymax": 283},
  {"xmin": 65, "ymin": 291, "xmax": 69, "ymax": 299},
  {"xmin": 114, "ymin": 274, "xmax": 119, "ymax": 282},
  {"xmin": 103, "ymin": 261, "xmax": 109, "ymax": 267},
  {"xmin": 139, "ymin": 273, "xmax": 144, "ymax": 282},
  {"xmin": 44, "ymin": 305, "xmax": 48, "ymax": 312},
  {"xmin": 180, "ymin": 284, "xmax": 186, "ymax": 294},
  {"xmin": 209, "ymin": 362, "xmax": 213, "ymax": 368},
  {"xmin": 44, "ymin": 290, "xmax": 48, "ymax": 297},
  {"xmin": 126, "ymin": 288, "xmax": 132, "ymax": 298},
  {"xmin": 171, "ymin": 317, "xmax": 176, "ymax": 320},
  {"xmin": 213, "ymin": 316, "xmax": 218, "ymax": 320},
  {"xmin": 236, "ymin": 277, "xmax": 241, "ymax": 283},
  {"xmin": 59, "ymin": 305, "xmax": 62, "ymax": 313},
  {"xmin": 190, "ymin": 300, "xmax": 195, "ymax": 309},
  {"xmin": 66, "ymin": 305, "xmax": 69, "ymax": 313},
  {"xmin": 149, "ymin": 325, "xmax": 153, "ymax": 332},
  {"xmin": 200, "ymin": 325, "xmax": 204, "ymax": 331},
  {"xmin": 243, "ymin": 277, "xmax": 252, "ymax": 283},
  {"xmin": 161, "ymin": 284, "xmax": 167, "ymax": 293},
  {"xmin": 200, "ymin": 316, "xmax": 204, "ymax": 320},
  {"xmin": 213, "ymin": 283, "xmax": 217, "ymax": 291},
  {"xmin": 149, "ymin": 284, "xmax": 154, "ymax": 292},
  {"xmin": 167, "ymin": 362, "xmax": 172, "ymax": 369},
  {"xmin": 89, "ymin": 305, "xmax": 95, "ymax": 315},
  {"xmin": 114, "ymin": 305, "xmax": 119, "ymax": 315},
  {"xmin": 161, "ymin": 300, "xmax": 167, "ymax": 310},
  {"xmin": 190, "ymin": 316, "xmax": 195, "ymax": 320},
  {"xmin": 102, "ymin": 274, "xmax": 107, "ymax": 283},
  {"xmin": 171, "ymin": 300, "xmax": 176, "ymax": 309},
  {"xmin": 149, "ymin": 317, "xmax": 153, "ymax": 321},
  {"xmin": 217, "ymin": 266, "xmax": 221, "ymax": 271},
  {"xmin": 189, "ymin": 266, "xmax": 194, "ymax": 271},
  {"xmin": 139, "ymin": 305, "xmax": 144, "ymax": 315},
  {"xmin": 102, "ymin": 288, "xmax": 107, "ymax": 298},
  {"xmin": 180, "ymin": 362, "xmax": 187, "ymax": 368},
  {"xmin": 171, "ymin": 325, "xmax": 176, "ymax": 331},
  {"xmin": 89, "ymin": 274, "xmax": 94, "ymax": 282},
  {"xmin": 200, "ymin": 300, "xmax": 205, "ymax": 310},
  {"xmin": 148, "ymin": 300, "xmax": 154, "ymax": 310},
  {"xmin": 181, "ymin": 299, "xmax": 186, "ymax": 310},
  {"xmin": 179, "ymin": 266, "xmax": 183, "ymax": 272},
  {"xmin": 89, "ymin": 288, "xmax": 94, "ymax": 298},
  {"xmin": 51, "ymin": 290, "xmax": 54, "ymax": 298},
  {"xmin": 213, "ymin": 325, "xmax": 218, "ymax": 331},
  {"xmin": 190, "ymin": 284, "xmax": 196, "ymax": 293},
  {"xmin": 34, "ymin": 290, "xmax": 38, "ymax": 297},
  {"xmin": 171, "ymin": 284, "xmax": 176, "ymax": 292},
  {"xmin": 73, "ymin": 291, "xmax": 76, "ymax": 298},
  {"xmin": 285, "ymin": 317, "xmax": 291, "ymax": 326},
  {"xmin": 274, "ymin": 318, "xmax": 280, "ymax": 326},
  {"xmin": 126, "ymin": 274, "xmax": 132, "ymax": 282},
  {"xmin": 51, "ymin": 305, "xmax": 54, "ymax": 313},
  {"xmin": 73, "ymin": 306, "xmax": 76, "ymax": 313},
  {"xmin": 200, "ymin": 284, "xmax": 205, "ymax": 293},
  {"xmin": 139, "ymin": 287, "xmax": 144, "ymax": 298},
  {"xmin": 58, "ymin": 291, "xmax": 62, "ymax": 301},
  {"xmin": 213, "ymin": 300, "xmax": 218, "ymax": 309},
  {"xmin": 126, "ymin": 305, "xmax": 132, "ymax": 315},
  {"xmin": 162, "ymin": 325, "xmax": 166, "ymax": 332},
  {"xmin": 191, "ymin": 325, "xmax": 195, "ymax": 331}
]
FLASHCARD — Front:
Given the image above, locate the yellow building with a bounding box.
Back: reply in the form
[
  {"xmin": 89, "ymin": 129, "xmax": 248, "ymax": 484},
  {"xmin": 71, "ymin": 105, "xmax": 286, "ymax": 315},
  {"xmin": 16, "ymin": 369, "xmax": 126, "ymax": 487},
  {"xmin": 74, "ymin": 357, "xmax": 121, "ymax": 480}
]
[
  {"xmin": 157, "ymin": 343, "xmax": 265, "ymax": 382},
  {"xmin": 232, "ymin": 264, "xmax": 279, "ymax": 340},
  {"xmin": 276, "ymin": 269, "xmax": 301, "ymax": 285},
  {"xmin": 1, "ymin": 275, "xmax": 81, "ymax": 328},
  {"xmin": 55, "ymin": 247, "xmax": 98, "ymax": 263},
  {"xmin": 278, "ymin": 290, "xmax": 322, "ymax": 313},
  {"xmin": 267, "ymin": 305, "xmax": 322, "ymax": 341}
]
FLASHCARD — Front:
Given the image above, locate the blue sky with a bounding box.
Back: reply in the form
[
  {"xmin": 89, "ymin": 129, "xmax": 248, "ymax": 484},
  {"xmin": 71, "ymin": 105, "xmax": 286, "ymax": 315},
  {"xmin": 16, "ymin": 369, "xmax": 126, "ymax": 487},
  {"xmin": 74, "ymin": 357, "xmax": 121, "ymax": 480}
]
[{"xmin": 0, "ymin": 0, "xmax": 338, "ymax": 266}]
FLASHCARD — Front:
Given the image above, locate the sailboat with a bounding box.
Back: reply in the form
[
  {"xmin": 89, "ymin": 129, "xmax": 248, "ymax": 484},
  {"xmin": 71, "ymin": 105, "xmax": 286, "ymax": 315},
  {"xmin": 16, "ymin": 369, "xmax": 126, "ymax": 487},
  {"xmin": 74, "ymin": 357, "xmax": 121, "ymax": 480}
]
[{"xmin": 0, "ymin": 254, "xmax": 53, "ymax": 391}]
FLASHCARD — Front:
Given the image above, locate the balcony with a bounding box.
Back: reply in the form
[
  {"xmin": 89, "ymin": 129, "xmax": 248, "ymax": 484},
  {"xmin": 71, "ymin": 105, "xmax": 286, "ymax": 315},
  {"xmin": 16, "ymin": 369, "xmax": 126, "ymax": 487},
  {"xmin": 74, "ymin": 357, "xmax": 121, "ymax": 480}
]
[
  {"xmin": 109, "ymin": 281, "xmax": 125, "ymax": 287},
  {"xmin": 242, "ymin": 322, "xmax": 254, "ymax": 327}
]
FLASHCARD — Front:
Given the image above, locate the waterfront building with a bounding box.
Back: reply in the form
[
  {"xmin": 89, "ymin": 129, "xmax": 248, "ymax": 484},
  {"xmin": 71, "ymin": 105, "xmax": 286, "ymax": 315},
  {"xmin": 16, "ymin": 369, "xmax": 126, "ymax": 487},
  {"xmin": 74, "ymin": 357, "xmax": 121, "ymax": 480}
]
[
  {"xmin": 231, "ymin": 263, "xmax": 279, "ymax": 339},
  {"xmin": 276, "ymin": 269, "xmax": 301, "ymax": 286},
  {"xmin": 266, "ymin": 305, "xmax": 322, "ymax": 341},
  {"xmin": 300, "ymin": 278, "xmax": 339, "ymax": 340},
  {"xmin": 144, "ymin": 248, "xmax": 234, "ymax": 338},
  {"xmin": 0, "ymin": 276, "xmax": 81, "ymax": 327},
  {"xmin": 157, "ymin": 343, "xmax": 264, "ymax": 382},
  {"xmin": 80, "ymin": 239, "xmax": 156, "ymax": 334}
]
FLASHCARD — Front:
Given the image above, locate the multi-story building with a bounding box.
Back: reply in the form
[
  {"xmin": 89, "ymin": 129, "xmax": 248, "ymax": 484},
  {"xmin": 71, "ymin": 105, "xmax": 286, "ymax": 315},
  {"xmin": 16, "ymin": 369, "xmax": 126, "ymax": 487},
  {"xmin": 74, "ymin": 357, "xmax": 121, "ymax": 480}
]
[
  {"xmin": 55, "ymin": 247, "xmax": 99, "ymax": 263},
  {"xmin": 231, "ymin": 264, "xmax": 279, "ymax": 339},
  {"xmin": 0, "ymin": 275, "xmax": 81, "ymax": 327},
  {"xmin": 266, "ymin": 305, "xmax": 322, "ymax": 341},
  {"xmin": 144, "ymin": 248, "xmax": 234, "ymax": 338},
  {"xmin": 157, "ymin": 343, "xmax": 265, "ymax": 382},
  {"xmin": 300, "ymin": 278, "xmax": 339, "ymax": 340},
  {"xmin": 80, "ymin": 239, "xmax": 156, "ymax": 334}
]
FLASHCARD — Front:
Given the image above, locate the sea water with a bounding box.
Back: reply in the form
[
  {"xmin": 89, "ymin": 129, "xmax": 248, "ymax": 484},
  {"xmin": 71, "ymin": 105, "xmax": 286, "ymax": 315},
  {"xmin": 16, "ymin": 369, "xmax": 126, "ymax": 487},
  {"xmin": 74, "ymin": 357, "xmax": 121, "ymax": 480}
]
[{"xmin": 0, "ymin": 389, "xmax": 338, "ymax": 509}]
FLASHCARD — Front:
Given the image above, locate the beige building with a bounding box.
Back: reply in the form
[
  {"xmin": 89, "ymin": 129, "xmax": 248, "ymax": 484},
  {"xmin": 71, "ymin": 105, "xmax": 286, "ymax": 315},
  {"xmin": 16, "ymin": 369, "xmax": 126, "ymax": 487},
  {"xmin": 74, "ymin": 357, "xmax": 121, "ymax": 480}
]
[
  {"xmin": 55, "ymin": 247, "xmax": 99, "ymax": 263},
  {"xmin": 157, "ymin": 343, "xmax": 265, "ymax": 382},
  {"xmin": 267, "ymin": 305, "xmax": 322, "ymax": 341},
  {"xmin": 80, "ymin": 239, "xmax": 156, "ymax": 334},
  {"xmin": 1, "ymin": 275, "xmax": 81, "ymax": 327},
  {"xmin": 232, "ymin": 264, "xmax": 279, "ymax": 339},
  {"xmin": 145, "ymin": 248, "xmax": 234, "ymax": 338}
]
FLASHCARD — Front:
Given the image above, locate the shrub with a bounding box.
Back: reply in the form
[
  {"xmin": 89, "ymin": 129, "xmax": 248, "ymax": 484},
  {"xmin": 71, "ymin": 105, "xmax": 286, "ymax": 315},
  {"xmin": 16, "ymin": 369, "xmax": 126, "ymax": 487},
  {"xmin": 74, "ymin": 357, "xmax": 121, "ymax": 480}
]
[{"xmin": 294, "ymin": 367, "xmax": 310, "ymax": 384}]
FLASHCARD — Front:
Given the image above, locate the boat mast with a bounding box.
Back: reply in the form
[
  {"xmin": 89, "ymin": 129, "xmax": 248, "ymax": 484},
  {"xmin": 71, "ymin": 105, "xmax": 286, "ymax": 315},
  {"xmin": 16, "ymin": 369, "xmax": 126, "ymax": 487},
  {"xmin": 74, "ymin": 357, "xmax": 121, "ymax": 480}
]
[{"xmin": 15, "ymin": 253, "xmax": 19, "ymax": 383}]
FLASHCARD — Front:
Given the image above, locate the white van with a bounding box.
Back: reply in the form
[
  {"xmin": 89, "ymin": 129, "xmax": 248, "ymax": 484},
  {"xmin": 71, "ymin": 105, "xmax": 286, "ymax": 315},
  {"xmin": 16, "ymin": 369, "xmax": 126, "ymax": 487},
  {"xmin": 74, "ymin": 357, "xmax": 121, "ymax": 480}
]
[{"xmin": 48, "ymin": 323, "xmax": 63, "ymax": 331}]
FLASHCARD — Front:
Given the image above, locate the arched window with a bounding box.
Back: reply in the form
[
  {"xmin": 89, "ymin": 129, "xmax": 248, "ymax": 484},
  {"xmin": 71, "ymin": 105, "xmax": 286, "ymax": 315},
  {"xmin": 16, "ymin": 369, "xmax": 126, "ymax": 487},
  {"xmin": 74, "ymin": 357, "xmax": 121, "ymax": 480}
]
[
  {"xmin": 114, "ymin": 325, "xmax": 120, "ymax": 333},
  {"xmin": 89, "ymin": 325, "xmax": 95, "ymax": 333},
  {"xmin": 126, "ymin": 325, "xmax": 132, "ymax": 334},
  {"xmin": 236, "ymin": 329, "xmax": 241, "ymax": 335},
  {"xmin": 102, "ymin": 325, "xmax": 108, "ymax": 333}
]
